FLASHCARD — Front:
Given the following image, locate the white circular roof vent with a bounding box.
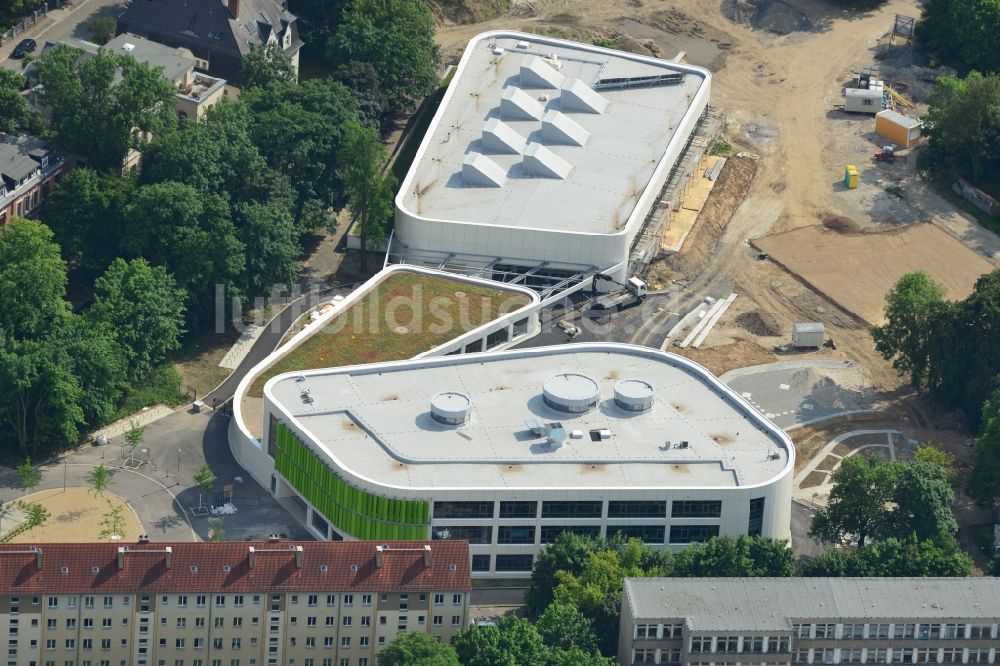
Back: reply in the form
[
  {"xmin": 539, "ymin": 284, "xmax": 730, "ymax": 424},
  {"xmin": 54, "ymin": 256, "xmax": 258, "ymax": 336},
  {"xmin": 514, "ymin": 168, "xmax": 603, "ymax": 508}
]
[
  {"xmin": 430, "ymin": 391, "xmax": 472, "ymax": 425},
  {"xmin": 614, "ymin": 379, "xmax": 654, "ymax": 412},
  {"xmin": 543, "ymin": 373, "xmax": 600, "ymax": 413}
]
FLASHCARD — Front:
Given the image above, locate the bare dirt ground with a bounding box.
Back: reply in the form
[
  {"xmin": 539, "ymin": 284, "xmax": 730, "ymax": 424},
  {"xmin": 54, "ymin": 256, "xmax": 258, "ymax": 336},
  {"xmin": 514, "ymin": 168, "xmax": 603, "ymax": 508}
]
[
  {"xmin": 754, "ymin": 223, "xmax": 995, "ymax": 324},
  {"xmin": 9, "ymin": 488, "xmax": 144, "ymax": 543}
]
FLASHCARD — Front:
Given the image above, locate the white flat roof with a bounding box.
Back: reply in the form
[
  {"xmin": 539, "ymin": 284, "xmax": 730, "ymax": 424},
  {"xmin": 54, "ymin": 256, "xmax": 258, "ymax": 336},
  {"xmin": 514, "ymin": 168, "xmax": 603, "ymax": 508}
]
[
  {"xmin": 398, "ymin": 31, "xmax": 710, "ymax": 236},
  {"xmin": 266, "ymin": 344, "xmax": 791, "ymax": 492}
]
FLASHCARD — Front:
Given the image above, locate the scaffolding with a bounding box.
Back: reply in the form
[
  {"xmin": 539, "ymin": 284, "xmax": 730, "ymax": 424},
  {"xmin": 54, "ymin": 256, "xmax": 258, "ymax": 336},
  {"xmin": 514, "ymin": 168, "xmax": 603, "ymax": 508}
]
[
  {"xmin": 889, "ymin": 14, "xmax": 916, "ymax": 47},
  {"xmin": 627, "ymin": 106, "xmax": 725, "ymax": 277}
]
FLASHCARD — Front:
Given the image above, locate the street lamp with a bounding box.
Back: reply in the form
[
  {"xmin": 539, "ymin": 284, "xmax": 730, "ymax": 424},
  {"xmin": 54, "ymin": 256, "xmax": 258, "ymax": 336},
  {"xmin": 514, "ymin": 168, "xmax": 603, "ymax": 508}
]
[
  {"xmin": 177, "ymin": 449, "xmax": 182, "ymax": 482},
  {"xmin": 62, "ymin": 455, "xmax": 68, "ymax": 492}
]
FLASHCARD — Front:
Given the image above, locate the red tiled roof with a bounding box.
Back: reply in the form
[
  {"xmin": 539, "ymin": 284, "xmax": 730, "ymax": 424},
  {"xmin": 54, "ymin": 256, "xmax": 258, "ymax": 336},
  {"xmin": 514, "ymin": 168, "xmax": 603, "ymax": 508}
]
[{"xmin": 0, "ymin": 541, "xmax": 470, "ymax": 595}]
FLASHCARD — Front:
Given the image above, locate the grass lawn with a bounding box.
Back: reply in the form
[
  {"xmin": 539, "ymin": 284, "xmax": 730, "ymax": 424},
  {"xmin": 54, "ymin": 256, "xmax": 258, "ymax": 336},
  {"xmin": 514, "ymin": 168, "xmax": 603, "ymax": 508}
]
[{"xmin": 248, "ymin": 271, "xmax": 530, "ymax": 397}]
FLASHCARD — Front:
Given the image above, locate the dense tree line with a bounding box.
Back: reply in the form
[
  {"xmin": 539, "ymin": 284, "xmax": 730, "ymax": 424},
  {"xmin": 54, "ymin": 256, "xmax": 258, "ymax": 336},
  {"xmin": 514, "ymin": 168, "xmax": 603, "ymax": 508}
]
[
  {"xmin": 290, "ymin": 0, "xmax": 440, "ymax": 124},
  {"xmin": 920, "ymin": 72, "xmax": 1000, "ymax": 186},
  {"xmin": 873, "ymin": 270, "xmax": 1000, "ymax": 429},
  {"xmin": 0, "ymin": 0, "xmax": 43, "ymax": 28},
  {"xmin": 917, "ymin": 0, "xmax": 1000, "ymax": 74},
  {"xmin": 0, "ymin": 219, "xmax": 185, "ymax": 457}
]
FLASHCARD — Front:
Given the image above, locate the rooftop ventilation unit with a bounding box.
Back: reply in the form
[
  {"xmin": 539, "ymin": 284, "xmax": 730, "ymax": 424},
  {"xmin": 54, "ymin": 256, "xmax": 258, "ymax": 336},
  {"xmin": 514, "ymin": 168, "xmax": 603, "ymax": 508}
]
[
  {"xmin": 546, "ymin": 422, "xmax": 568, "ymax": 447},
  {"xmin": 523, "ymin": 142, "xmax": 572, "ymax": 180},
  {"xmin": 560, "ymin": 78, "xmax": 609, "ymax": 114},
  {"xmin": 500, "ymin": 87, "xmax": 544, "ymax": 121},
  {"xmin": 481, "ymin": 118, "xmax": 527, "ymax": 155},
  {"xmin": 462, "ymin": 152, "xmax": 507, "ymax": 188},
  {"xmin": 520, "ymin": 55, "xmax": 565, "ymax": 89},
  {"xmin": 541, "ymin": 110, "xmax": 589, "ymax": 147},
  {"xmin": 543, "ymin": 373, "xmax": 600, "ymax": 413},
  {"xmin": 614, "ymin": 379, "xmax": 654, "ymax": 412},
  {"xmin": 121, "ymin": 43, "xmax": 136, "ymax": 53},
  {"xmin": 430, "ymin": 391, "xmax": 473, "ymax": 425}
]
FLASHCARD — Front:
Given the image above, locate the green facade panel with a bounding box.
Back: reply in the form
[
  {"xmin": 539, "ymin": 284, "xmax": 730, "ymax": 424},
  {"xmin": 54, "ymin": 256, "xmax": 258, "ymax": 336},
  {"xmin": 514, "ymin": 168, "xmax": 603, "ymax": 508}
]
[{"xmin": 273, "ymin": 422, "xmax": 430, "ymax": 541}]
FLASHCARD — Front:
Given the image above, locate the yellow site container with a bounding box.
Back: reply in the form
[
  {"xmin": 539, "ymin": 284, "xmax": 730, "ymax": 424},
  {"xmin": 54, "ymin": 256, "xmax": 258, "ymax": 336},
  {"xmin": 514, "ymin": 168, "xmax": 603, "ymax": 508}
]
[
  {"xmin": 844, "ymin": 165, "xmax": 859, "ymax": 189},
  {"xmin": 875, "ymin": 109, "xmax": 921, "ymax": 148}
]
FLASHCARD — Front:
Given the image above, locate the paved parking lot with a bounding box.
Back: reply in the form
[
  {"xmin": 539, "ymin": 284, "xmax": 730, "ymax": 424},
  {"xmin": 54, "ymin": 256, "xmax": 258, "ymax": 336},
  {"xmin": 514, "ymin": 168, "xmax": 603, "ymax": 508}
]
[{"xmin": 722, "ymin": 359, "xmax": 875, "ymax": 430}]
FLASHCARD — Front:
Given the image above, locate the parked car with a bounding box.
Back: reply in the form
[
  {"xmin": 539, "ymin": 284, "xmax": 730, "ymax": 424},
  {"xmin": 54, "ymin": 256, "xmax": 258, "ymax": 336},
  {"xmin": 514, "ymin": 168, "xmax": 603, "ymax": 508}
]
[{"xmin": 10, "ymin": 38, "xmax": 37, "ymax": 59}]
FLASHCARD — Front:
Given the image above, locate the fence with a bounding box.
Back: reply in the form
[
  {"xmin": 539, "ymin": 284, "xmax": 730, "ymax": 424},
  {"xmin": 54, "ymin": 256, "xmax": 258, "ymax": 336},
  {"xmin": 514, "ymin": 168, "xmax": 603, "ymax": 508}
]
[{"xmin": 0, "ymin": 0, "xmax": 68, "ymax": 47}]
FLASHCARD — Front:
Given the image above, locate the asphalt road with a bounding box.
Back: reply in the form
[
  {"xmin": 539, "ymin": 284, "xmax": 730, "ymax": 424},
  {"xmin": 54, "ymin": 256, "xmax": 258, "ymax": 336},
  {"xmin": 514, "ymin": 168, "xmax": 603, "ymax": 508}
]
[
  {"xmin": 790, "ymin": 500, "xmax": 828, "ymax": 560},
  {"xmin": 2, "ymin": 0, "xmax": 122, "ymax": 68}
]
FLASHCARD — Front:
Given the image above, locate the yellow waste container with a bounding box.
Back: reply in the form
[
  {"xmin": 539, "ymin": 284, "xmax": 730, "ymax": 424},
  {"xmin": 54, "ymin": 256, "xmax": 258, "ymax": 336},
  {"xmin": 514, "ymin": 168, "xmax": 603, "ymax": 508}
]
[{"xmin": 844, "ymin": 165, "xmax": 859, "ymax": 189}]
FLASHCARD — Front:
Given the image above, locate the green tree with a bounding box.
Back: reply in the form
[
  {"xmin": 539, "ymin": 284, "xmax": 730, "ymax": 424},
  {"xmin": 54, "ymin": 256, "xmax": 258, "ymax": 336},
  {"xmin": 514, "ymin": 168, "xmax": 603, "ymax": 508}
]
[
  {"xmin": 15, "ymin": 457, "xmax": 40, "ymax": 496},
  {"xmin": 536, "ymin": 602, "xmax": 599, "ymax": 654},
  {"xmin": 193, "ymin": 465, "xmax": 216, "ymax": 510},
  {"xmin": 0, "ymin": 335, "xmax": 85, "ymax": 455},
  {"xmin": 810, "ymin": 455, "xmax": 898, "ymax": 546},
  {"xmin": 24, "ymin": 502, "xmax": 49, "ymax": 529},
  {"xmin": 453, "ymin": 615, "xmax": 549, "ymax": 666},
  {"xmin": 338, "ymin": 121, "xmax": 396, "ymax": 273},
  {"xmin": 41, "ymin": 168, "xmax": 136, "ymax": 271},
  {"xmin": 527, "ymin": 531, "xmax": 603, "ymax": 616},
  {"xmin": 798, "ymin": 534, "xmax": 973, "ymax": 577},
  {"xmin": 915, "ymin": 443, "xmax": 956, "ymax": 474},
  {"xmin": 922, "ymin": 72, "xmax": 1000, "ymax": 182},
  {"xmin": 240, "ymin": 42, "xmax": 296, "ymax": 90},
  {"xmin": 233, "ymin": 201, "xmax": 299, "ymax": 295},
  {"xmin": 0, "ymin": 501, "xmax": 12, "ymax": 534},
  {"xmin": 58, "ymin": 318, "xmax": 128, "ymax": 426},
  {"xmin": 87, "ymin": 258, "xmax": 186, "ymax": 383},
  {"xmin": 124, "ymin": 422, "xmax": 143, "ymax": 464},
  {"xmin": 871, "ymin": 272, "xmax": 947, "ymax": 390},
  {"xmin": 87, "ymin": 465, "xmax": 112, "ymax": 496},
  {"xmin": 672, "ymin": 535, "xmax": 795, "ymax": 577},
  {"xmin": 377, "ymin": 632, "xmax": 460, "ymax": 666},
  {"xmin": 87, "ymin": 16, "xmax": 117, "ymax": 45},
  {"xmin": 333, "ymin": 61, "xmax": 389, "ymax": 127},
  {"xmin": 326, "ymin": 0, "xmax": 439, "ymax": 110},
  {"xmin": 970, "ymin": 388, "xmax": 1000, "ymax": 503},
  {"xmin": 98, "ymin": 500, "xmax": 126, "ymax": 540},
  {"xmin": 243, "ymin": 79, "xmax": 362, "ymax": 227},
  {"xmin": 0, "ymin": 68, "xmax": 44, "ymax": 135},
  {"xmin": 888, "ymin": 460, "xmax": 958, "ymax": 540},
  {"xmin": 0, "ymin": 218, "xmax": 70, "ymax": 341},
  {"xmin": 122, "ymin": 182, "xmax": 245, "ymax": 328},
  {"xmin": 33, "ymin": 44, "xmax": 177, "ymax": 170},
  {"xmin": 916, "ymin": 0, "xmax": 1000, "ymax": 74},
  {"xmin": 546, "ymin": 647, "xmax": 617, "ymax": 666}
]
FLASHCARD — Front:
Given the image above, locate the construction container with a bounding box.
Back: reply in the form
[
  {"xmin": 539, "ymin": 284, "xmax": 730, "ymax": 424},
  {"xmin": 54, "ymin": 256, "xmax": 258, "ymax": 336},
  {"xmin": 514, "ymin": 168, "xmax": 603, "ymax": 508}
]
[
  {"xmin": 792, "ymin": 322, "xmax": 825, "ymax": 349},
  {"xmin": 844, "ymin": 83, "xmax": 883, "ymax": 114},
  {"xmin": 875, "ymin": 109, "xmax": 921, "ymax": 148},
  {"xmin": 844, "ymin": 165, "xmax": 858, "ymax": 189}
]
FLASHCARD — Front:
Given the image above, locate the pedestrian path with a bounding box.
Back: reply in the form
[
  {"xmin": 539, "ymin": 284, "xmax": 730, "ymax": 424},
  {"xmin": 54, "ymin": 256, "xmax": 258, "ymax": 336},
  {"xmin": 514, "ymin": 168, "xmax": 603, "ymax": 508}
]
[{"xmin": 792, "ymin": 429, "xmax": 901, "ymax": 507}]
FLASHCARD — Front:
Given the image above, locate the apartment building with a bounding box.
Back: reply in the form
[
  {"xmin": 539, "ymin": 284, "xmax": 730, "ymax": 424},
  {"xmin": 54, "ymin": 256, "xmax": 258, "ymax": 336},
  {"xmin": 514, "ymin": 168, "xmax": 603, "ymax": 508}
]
[
  {"xmin": 0, "ymin": 135, "xmax": 66, "ymax": 226},
  {"xmin": 0, "ymin": 540, "xmax": 471, "ymax": 666},
  {"xmin": 619, "ymin": 577, "xmax": 1000, "ymax": 666}
]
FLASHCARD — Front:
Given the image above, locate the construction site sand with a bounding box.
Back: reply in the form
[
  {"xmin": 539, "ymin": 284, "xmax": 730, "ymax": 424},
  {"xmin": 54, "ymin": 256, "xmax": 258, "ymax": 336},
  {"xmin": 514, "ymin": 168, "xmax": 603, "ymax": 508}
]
[
  {"xmin": 753, "ymin": 223, "xmax": 995, "ymax": 325},
  {"xmin": 9, "ymin": 488, "xmax": 144, "ymax": 543}
]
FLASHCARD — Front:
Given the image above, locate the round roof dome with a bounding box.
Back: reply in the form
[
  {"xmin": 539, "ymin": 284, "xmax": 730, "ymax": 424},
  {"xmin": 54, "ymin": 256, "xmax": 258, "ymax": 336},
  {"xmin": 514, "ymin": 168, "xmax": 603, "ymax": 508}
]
[
  {"xmin": 430, "ymin": 391, "xmax": 472, "ymax": 425},
  {"xmin": 543, "ymin": 372, "xmax": 600, "ymax": 413},
  {"xmin": 614, "ymin": 379, "xmax": 654, "ymax": 412}
]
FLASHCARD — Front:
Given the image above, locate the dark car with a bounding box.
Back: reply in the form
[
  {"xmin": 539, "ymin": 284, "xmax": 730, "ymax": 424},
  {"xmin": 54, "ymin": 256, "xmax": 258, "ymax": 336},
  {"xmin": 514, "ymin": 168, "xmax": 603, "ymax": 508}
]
[{"xmin": 10, "ymin": 38, "xmax": 36, "ymax": 59}]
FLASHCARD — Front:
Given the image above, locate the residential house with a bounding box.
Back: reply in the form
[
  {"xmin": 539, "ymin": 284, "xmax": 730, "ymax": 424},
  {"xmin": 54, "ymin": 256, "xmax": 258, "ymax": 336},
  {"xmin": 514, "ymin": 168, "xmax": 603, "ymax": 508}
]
[{"xmin": 0, "ymin": 135, "xmax": 66, "ymax": 226}]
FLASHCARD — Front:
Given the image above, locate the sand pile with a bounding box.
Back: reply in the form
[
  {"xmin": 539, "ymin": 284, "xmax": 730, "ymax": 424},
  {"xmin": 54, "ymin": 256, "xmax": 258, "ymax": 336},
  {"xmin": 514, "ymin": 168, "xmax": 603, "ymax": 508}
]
[{"xmin": 721, "ymin": 0, "xmax": 813, "ymax": 35}]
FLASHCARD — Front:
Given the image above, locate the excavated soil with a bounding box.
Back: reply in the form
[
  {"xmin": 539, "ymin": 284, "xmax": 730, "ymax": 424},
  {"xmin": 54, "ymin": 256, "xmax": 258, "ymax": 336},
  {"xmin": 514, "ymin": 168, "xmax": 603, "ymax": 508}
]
[{"xmin": 735, "ymin": 310, "xmax": 782, "ymax": 337}]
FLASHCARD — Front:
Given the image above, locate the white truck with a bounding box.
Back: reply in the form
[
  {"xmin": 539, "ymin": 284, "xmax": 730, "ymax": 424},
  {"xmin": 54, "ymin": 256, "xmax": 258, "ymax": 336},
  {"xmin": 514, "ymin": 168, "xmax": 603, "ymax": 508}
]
[{"xmin": 587, "ymin": 274, "xmax": 647, "ymax": 315}]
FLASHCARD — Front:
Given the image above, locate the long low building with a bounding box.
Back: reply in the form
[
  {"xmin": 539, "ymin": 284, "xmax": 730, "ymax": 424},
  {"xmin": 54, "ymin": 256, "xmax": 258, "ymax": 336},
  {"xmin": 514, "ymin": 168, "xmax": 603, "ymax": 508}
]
[
  {"xmin": 391, "ymin": 31, "xmax": 712, "ymax": 290},
  {"xmin": 0, "ymin": 540, "xmax": 470, "ymax": 666},
  {"xmin": 260, "ymin": 343, "xmax": 793, "ymax": 577},
  {"xmin": 619, "ymin": 577, "xmax": 1000, "ymax": 666}
]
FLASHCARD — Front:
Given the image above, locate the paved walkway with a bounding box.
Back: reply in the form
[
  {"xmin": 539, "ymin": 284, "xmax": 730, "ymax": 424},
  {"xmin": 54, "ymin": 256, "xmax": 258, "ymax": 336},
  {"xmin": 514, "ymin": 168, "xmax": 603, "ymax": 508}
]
[
  {"xmin": 722, "ymin": 359, "xmax": 875, "ymax": 430},
  {"xmin": 792, "ymin": 429, "xmax": 901, "ymax": 507}
]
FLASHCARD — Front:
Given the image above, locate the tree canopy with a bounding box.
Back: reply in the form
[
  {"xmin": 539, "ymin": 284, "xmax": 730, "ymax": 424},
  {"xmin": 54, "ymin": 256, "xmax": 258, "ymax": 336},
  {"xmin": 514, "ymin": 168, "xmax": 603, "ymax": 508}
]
[
  {"xmin": 922, "ymin": 72, "xmax": 1000, "ymax": 183},
  {"xmin": 799, "ymin": 534, "xmax": 973, "ymax": 577},
  {"xmin": 916, "ymin": 0, "xmax": 1000, "ymax": 74},
  {"xmin": 0, "ymin": 68, "xmax": 44, "ymax": 135},
  {"xmin": 33, "ymin": 45, "xmax": 177, "ymax": 171},
  {"xmin": 338, "ymin": 120, "xmax": 396, "ymax": 272},
  {"xmin": 871, "ymin": 272, "xmax": 946, "ymax": 390},
  {"xmin": 377, "ymin": 632, "xmax": 460, "ymax": 666},
  {"xmin": 240, "ymin": 42, "xmax": 297, "ymax": 90},
  {"xmin": 325, "ymin": 0, "xmax": 439, "ymax": 111},
  {"xmin": 970, "ymin": 388, "xmax": 1000, "ymax": 504}
]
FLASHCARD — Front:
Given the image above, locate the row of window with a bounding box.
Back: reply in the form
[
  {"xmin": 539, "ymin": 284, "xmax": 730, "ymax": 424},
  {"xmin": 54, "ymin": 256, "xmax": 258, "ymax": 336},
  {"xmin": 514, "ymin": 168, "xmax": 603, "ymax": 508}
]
[
  {"xmin": 434, "ymin": 524, "xmax": 719, "ymax": 546},
  {"xmin": 26, "ymin": 591, "xmax": 461, "ymax": 612},
  {"xmin": 690, "ymin": 636, "xmax": 791, "ymax": 654},
  {"xmin": 432, "ymin": 500, "xmax": 725, "ymax": 520},
  {"xmin": 36, "ymin": 659, "xmax": 372, "ymax": 666},
  {"xmin": 792, "ymin": 623, "xmax": 995, "ymax": 640},
  {"xmin": 792, "ymin": 647, "xmax": 994, "ymax": 664}
]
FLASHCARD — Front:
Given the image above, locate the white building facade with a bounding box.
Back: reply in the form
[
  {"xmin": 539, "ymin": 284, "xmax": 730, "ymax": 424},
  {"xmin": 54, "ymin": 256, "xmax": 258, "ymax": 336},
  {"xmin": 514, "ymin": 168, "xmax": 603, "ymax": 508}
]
[
  {"xmin": 256, "ymin": 344, "xmax": 793, "ymax": 578},
  {"xmin": 392, "ymin": 31, "xmax": 712, "ymax": 285}
]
